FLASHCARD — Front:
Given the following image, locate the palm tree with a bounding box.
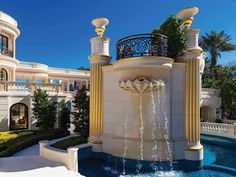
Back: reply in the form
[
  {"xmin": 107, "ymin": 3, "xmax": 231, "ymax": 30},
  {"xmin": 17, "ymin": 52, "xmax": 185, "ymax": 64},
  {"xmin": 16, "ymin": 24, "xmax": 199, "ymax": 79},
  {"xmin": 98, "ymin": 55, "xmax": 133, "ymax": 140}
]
[{"xmin": 199, "ymin": 31, "xmax": 236, "ymax": 72}]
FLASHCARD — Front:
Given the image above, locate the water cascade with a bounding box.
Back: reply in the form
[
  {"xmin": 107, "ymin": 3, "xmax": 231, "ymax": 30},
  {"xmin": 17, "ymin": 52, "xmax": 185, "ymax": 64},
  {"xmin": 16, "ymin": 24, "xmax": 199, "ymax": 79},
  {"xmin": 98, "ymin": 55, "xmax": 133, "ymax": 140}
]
[
  {"xmin": 122, "ymin": 116, "xmax": 129, "ymax": 176},
  {"xmin": 120, "ymin": 77, "xmax": 170, "ymax": 174},
  {"xmin": 160, "ymin": 88, "xmax": 173, "ymax": 171},
  {"xmin": 136, "ymin": 91, "xmax": 144, "ymax": 174},
  {"xmin": 150, "ymin": 84, "xmax": 158, "ymax": 172}
]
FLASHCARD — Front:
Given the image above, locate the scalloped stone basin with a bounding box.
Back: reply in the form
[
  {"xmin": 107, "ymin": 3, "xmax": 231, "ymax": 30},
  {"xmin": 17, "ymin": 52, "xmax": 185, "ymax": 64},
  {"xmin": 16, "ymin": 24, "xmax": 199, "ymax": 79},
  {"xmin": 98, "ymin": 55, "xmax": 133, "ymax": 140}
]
[{"xmin": 119, "ymin": 79, "xmax": 165, "ymax": 93}]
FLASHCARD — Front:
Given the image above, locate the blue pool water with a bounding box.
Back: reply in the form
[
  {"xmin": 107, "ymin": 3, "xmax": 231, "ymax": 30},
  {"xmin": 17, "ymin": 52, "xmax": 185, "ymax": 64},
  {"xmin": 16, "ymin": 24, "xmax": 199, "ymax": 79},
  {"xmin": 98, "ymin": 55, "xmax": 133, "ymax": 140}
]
[
  {"xmin": 78, "ymin": 135, "xmax": 236, "ymax": 177},
  {"xmin": 203, "ymin": 142, "xmax": 236, "ymax": 169}
]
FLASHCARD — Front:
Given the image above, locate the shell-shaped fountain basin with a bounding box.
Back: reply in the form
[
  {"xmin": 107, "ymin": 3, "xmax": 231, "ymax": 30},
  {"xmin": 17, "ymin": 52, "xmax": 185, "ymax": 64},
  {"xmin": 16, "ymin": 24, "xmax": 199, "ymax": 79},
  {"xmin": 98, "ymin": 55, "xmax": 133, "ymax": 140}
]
[{"xmin": 119, "ymin": 78, "xmax": 165, "ymax": 93}]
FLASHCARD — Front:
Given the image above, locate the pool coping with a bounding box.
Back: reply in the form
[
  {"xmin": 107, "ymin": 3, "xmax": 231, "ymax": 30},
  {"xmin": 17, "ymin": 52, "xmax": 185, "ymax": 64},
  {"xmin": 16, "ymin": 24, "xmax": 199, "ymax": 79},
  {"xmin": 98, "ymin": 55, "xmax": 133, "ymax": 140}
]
[
  {"xmin": 200, "ymin": 133, "xmax": 236, "ymax": 147},
  {"xmin": 201, "ymin": 132, "xmax": 236, "ymax": 140}
]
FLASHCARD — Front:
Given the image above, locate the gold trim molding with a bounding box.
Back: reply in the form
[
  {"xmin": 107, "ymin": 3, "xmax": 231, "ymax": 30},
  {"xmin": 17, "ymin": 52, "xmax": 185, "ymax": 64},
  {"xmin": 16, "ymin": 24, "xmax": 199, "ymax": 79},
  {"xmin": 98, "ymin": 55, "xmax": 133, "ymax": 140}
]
[
  {"xmin": 88, "ymin": 55, "xmax": 111, "ymax": 60},
  {"xmin": 88, "ymin": 139, "xmax": 103, "ymax": 144}
]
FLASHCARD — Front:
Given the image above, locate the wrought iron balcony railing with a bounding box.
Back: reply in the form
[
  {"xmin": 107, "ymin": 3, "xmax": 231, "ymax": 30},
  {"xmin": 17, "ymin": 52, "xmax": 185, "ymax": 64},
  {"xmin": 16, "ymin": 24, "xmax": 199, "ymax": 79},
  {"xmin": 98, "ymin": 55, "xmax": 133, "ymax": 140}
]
[
  {"xmin": 0, "ymin": 48, "xmax": 13, "ymax": 57},
  {"xmin": 116, "ymin": 33, "xmax": 168, "ymax": 60}
]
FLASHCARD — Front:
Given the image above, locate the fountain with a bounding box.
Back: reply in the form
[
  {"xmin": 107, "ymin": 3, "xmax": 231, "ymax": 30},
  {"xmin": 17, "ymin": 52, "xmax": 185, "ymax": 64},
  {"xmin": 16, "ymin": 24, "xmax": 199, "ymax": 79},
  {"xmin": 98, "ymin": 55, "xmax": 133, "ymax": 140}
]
[
  {"xmin": 119, "ymin": 77, "xmax": 168, "ymax": 174},
  {"xmin": 87, "ymin": 7, "xmax": 205, "ymax": 176}
]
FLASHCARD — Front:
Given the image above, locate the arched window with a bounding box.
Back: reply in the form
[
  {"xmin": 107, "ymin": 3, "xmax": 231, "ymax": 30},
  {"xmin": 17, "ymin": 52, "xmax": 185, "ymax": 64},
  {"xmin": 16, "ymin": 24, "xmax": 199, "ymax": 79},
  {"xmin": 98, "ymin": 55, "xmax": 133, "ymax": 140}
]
[
  {"xmin": 0, "ymin": 68, "xmax": 8, "ymax": 81},
  {"xmin": 10, "ymin": 103, "xmax": 28, "ymax": 130},
  {"xmin": 0, "ymin": 34, "xmax": 8, "ymax": 49}
]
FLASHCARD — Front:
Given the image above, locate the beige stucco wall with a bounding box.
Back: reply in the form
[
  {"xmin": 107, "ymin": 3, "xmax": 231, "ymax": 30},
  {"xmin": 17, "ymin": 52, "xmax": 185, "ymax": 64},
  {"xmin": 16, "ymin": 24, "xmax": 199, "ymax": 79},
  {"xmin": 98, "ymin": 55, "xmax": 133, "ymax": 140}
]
[
  {"xmin": 0, "ymin": 92, "xmax": 69, "ymax": 131},
  {"xmin": 170, "ymin": 63, "xmax": 186, "ymax": 160},
  {"xmin": 101, "ymin": 56, "xmax": 188, "ymax": 161}
]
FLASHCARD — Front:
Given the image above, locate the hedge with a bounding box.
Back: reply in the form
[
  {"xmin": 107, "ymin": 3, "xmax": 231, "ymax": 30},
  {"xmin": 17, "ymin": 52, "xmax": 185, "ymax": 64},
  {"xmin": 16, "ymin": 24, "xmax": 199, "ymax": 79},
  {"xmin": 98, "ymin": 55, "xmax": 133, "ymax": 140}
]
[
  {"xmin": 50, "ymin": 136, "xmax": 86, "ymax": 150},
  {"xmin": 0, "ymin": 129, "xmax": 69, "ymax": 157}
]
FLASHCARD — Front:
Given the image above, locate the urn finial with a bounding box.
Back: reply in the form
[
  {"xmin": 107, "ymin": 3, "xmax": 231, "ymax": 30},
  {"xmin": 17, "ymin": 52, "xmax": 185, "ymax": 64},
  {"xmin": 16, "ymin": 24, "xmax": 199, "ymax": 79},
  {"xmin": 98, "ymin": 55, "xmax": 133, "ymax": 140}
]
[{"xmin": 91, "ymin": 17, "xmax": 109, "ymax": 37}]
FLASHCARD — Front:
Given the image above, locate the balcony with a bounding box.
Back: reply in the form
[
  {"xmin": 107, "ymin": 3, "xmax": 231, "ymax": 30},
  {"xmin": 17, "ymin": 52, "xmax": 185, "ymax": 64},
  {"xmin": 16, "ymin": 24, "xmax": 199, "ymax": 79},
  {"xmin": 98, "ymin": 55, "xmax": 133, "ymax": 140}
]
[
  {"xmin": 116, "ymin": 33, "xmax": 168, "ymax": 60},
  {"xmin": 0, "ymin": 81, "xmax": 64, "ymax": 94},
  {"xmin": 0, "ymin": 48, "xmax": 13, "ymax": 57}
]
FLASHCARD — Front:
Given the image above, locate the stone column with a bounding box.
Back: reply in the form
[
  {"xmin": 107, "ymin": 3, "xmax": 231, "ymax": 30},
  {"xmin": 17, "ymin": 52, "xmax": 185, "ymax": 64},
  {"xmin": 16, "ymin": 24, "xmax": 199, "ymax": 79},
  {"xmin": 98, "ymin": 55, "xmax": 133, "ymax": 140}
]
[
  {"xmin": 86, "ymin": 80, "xmax": 89, "ymax": 89},
  {"xmin": 66, "ymin": 80, "xmax": 70, "ymax": 92},
  {"xmin": 88, "ymin": 17, "xmax": 111, "ymax": 152},
  {"xmin": 13, "ymin": 36, "xmax": 16, "ymax": 58},
  {"xmin": 48, "ymin": 79, "xmax": 52, "ymax": 83},
  {"xmin": 32, "ymin": 76, "xmax": 37, "ymax": 91},
  {"xmin": 12, "ymin": 68, "xmax": 16, "ymax": 82},
  {"xmin": 58, "ymin": 80, "xmax": 62, "ymax": 93},
  {"xmin": 182, "ymin": 29, "xmax": 204, "ymax": 168},
  {"xmin": 176, "ymin": 7, "xmax": 205, "ymax": 169},
  {"xmin": 32, "ymin": 76, "xmax": 37, "ymax": 83}
]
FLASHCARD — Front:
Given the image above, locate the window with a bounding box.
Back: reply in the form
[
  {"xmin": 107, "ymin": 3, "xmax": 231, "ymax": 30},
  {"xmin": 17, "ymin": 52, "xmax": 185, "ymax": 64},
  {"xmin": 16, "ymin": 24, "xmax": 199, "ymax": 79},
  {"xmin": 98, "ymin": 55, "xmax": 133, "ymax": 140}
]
[
  {"xmin": 0, "ymin": 34, "xmax": 8, "ymax": 49},
  {"xmin": 10, "ymin": 103, "xmax": 28, "ymax": 130},
  {"xmin": 0, "ymin": 68, "xmax": 8, "ymax": 81}
]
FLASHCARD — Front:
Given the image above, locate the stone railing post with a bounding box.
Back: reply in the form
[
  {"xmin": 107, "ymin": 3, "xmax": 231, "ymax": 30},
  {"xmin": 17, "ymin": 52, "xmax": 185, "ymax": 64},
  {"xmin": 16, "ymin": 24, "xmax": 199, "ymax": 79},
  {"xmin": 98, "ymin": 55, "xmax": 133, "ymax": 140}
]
[
  {"xmin": 67, "ymin": 147, "xmax": 79, "ymax": 172},
  {"xmin": 39, "ymin": 140, "xmax": 49, "ymax": 156}
]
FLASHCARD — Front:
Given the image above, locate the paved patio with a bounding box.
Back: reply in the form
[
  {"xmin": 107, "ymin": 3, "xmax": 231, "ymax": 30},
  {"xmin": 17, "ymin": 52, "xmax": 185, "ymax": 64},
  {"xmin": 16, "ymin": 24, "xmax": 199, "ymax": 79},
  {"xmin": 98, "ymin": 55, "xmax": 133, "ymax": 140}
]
[
  {"xmin": 0, "ymin": 155, "xmax": 83, "ymax": 177},
  {"xmin": 0, "ymin": 136, "xmax": 84, "ymax": 177}
]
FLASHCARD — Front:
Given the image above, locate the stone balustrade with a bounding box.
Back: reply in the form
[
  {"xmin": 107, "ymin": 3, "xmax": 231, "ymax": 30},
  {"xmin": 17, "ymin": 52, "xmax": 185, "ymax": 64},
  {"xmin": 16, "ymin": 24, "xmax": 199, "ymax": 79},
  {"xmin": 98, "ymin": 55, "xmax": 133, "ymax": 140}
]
[
  {"xmin": 201, "ymin": 122, "xmax": 236, "ymax": 135},
  {"xmin": 0, "ymin": 81, "xmax": 63, "ymax": 93}
]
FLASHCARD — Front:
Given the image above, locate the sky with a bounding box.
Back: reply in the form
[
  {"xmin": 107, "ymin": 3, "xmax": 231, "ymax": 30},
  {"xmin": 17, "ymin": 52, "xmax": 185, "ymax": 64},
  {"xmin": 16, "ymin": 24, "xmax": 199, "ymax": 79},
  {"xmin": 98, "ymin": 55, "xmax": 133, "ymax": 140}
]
[{"xmin": 1, "ymin": 0, "xmax": 236, "ymax": 69}]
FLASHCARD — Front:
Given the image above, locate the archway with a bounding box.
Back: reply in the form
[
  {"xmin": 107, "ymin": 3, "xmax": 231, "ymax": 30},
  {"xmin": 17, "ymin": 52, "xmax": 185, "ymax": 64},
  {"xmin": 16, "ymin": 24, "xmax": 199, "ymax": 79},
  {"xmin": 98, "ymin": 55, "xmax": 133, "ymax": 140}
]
[
  {"xmin": 200, "ymin": 105, "xmax": 215, "ymax": 122},
  {"xmin": 10, "ymin": 103, "xmax": 28, "ymax": 130},
  {"xmin": 0, "ymin": 68, "xmax": 8, "ymax": 81}
]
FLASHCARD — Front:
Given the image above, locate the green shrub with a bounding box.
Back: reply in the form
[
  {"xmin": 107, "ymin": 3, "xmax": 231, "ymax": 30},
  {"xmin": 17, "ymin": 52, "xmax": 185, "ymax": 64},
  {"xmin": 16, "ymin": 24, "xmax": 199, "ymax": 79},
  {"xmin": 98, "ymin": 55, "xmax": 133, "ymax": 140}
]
[
  {"xmin": 73, "ymin": 86, "xmax": 89, "ymax": 138},
  {"xmin": 152, "ymin": 16, "xmax": 186, "ymax": 60},
  {"xmin": 0, "ymin": 129, "xmax": 69, "ymax": 157},
  {"xmin": 58, "ymin": 100, "xmax": 71, "ymax": 130},
  {"xmin": 32, "ymin": 89, "xmax": 57, "ymax": 130}
]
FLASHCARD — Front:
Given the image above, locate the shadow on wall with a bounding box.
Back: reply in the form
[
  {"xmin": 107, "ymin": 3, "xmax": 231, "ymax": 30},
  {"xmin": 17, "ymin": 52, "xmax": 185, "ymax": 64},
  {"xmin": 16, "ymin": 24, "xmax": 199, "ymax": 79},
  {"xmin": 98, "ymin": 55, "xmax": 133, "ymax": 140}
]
[{"xmin": 0, "ymin": 117, "xmax": 8, "ymax": 131}]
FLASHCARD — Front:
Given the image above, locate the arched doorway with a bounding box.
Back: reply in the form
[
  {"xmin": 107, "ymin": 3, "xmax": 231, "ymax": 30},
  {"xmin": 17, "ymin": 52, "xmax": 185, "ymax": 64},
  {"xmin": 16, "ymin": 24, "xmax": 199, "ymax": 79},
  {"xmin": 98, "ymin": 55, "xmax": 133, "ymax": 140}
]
[
  {"xmin": 0, "ymin": 68, "xmax": 8, "ymax": 81},
  {"xmin": 10, "ymin": 103, "xmax": 28, "ymax": 130},
  {"xmin": 200, "ymin": 105, "xmax": 215, "ymax": 122}
]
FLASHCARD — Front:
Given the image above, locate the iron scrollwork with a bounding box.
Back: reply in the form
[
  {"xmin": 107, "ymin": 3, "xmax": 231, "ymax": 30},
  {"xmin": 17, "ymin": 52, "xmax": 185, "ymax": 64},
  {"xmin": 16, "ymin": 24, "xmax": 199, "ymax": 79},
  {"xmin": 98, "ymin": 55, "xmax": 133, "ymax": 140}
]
[
  {"xmin": 0, "ymin": 48, "xmax": 13, "ymax": 57},
  {"xmin": 116, "ymin": 33, "xmax": 168, "ymax": 60}
]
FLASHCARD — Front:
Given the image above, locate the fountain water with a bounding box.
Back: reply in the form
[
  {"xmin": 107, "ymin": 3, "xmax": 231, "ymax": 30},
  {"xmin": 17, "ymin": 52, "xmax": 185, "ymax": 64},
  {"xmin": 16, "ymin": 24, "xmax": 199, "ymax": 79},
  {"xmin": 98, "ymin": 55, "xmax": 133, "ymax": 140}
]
[
  {"xmin": 160, "ymin": 88, "xmax": 173, "ymax": 171},
  {"xmin": 136, "ymin": 91, "xmax": 144, "ymax": 174},
  {"xmin": 122, "ymin": 116, "xmax": 129, "ymax": 176},
  {"xmin": 150, "ymin": 84, "xmax": 158, "ymax": 172},
  {"xmin": 119, "ymin": 77, "xmax": 172, "ymax": 175}
]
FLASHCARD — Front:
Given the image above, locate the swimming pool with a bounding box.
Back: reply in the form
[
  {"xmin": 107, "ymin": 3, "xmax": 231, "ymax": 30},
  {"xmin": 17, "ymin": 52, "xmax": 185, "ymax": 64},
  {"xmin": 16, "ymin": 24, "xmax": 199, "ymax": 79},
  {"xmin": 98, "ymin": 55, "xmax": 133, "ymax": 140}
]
[{"xmin": 78, "ymin": 135, "xmax": 236, "ymax": 177}]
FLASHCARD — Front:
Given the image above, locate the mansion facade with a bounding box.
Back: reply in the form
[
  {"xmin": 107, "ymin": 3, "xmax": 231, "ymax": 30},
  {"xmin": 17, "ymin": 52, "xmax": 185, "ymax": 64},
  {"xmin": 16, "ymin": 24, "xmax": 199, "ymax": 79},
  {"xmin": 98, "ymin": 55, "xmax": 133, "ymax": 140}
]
[
  {"xmin": 0, "ymin": 11, "xmax": 220, "ymax": 131},
  {"xmin": 0, "ymin": 11, "xmax": 89, "ymax": 131}
]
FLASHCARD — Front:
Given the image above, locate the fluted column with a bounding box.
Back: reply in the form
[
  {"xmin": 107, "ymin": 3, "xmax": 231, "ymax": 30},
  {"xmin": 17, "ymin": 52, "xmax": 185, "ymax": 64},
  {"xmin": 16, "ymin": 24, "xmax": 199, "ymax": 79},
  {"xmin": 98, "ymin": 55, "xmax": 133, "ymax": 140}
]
[
  {"xmin": 88, "ymin": 17, "xmax": 111, "ymax": 152},
  {"xmin": 181, "ymin": 29, "xmax": 204, "ymax": 165},
  {"xmin": 89, "ymin": 56, "xmax": 109, "ymax": 136},
  {"xmin": 184, "ymin": 54, "xmax": 201, "ymax": 143}
]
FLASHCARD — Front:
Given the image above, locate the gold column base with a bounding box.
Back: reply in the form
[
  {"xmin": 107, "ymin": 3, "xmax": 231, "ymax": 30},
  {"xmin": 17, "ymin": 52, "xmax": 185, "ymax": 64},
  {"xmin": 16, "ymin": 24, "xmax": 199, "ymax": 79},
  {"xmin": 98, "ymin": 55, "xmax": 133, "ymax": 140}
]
[
  {"xmin": 88, "ymin": 139, "xmax": 103, "ymax": 144},
  {"xmin": 184, "ymin": 143, "xmax": 203, "ymax": 151}
]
